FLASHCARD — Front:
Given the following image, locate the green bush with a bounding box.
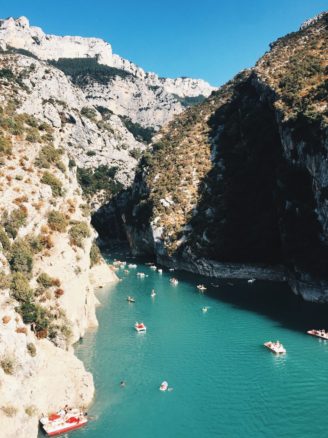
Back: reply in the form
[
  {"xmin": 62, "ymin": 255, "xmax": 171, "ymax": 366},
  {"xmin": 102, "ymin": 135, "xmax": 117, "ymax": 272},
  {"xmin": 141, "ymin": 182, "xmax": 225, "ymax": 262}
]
[
  {"xmin": 9, "ymin": 240, "xmax": 33, "ymax": 274},
  {"xmin": 35, "ymin": 144, "xmax": 63, "ymax": 168},
  {"xmin": 81, "ymin": 107, "xmax": 97, "ymax": 120},
  {"xmin": 27, "ymin": 234, "xmax": 44, "ymax": 254},
  {"xmin": 0, "ymin": 226, "xmax": 11, "ymax": 251},
  {"xmin": 37, "ymin": 272, "xmax": 54, "ymax": 288},
  {"xmin": 26, "ymin": 127, "xmax": 41, "ymax": 143},
  {"xmin": 68, "ymin": 159, "xmax": 76, "ymax": 169},
  {"xmin": 10, "ymin": 272, "xmax": 33, "ymax": 302},
  {"xmin": 49, "ymin": 57, "xmax": 132, "ymax": 86},
  {"xmin": 120, "ymin": 116, "xmax": 155, "ymax": 143},
  {"xmin": 3, "ymin": 207, "xmax": 28, "ymax": 238},
  {"xmin": 69, "ymin": 221, "xmax": 91, "ymax": 247},
  {"xmin": 26, "ymin": 343, "xmax": 37, "ymax": 358},
  {"xmin": 47, "ymin": 210, "xmax": 68, "ymax": 232},
  {"xmin": 90, "ymin": 241, "xmax": 102, "ymax": 267},
  {"xmin": 0, "ymin": 68, "xmax": 15, "ymax": 81},
  {"xmin": 0, "ymin": 134, "xmax": 12, "ymax": 155},
  {"xmin": 41, "ymin": 172, "xmax": 63, "ymax": 197},
  {"xmin": 18, "ymin": 301, "xmax": 50, "ymax": 331},
  {"xmin": 0, "ymin": 356, "xmax": 15, "ymax": 375},
  {"xmin": 77, "ymin": 165, "xmax": 123, "ymax": 198},
  {"xmin": 86, "ymin": 150, "xmax": 96, "ymax": 156},
  {"xmin": 56, "ymin": 160, "xmax": 66, "ymax": 173},
  {"xmin": 0, "ymin": 271, "xmax": 10, "ymax": 289}
]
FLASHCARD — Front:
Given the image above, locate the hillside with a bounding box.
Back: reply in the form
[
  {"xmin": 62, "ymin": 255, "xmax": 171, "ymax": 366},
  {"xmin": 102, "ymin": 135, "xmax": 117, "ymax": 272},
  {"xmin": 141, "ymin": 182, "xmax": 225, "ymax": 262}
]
[
  {"xmin": 0, "ymin": 54, "xmax": 117, "ymax": 436},
  {"xmin": 105, "ymin": 12, "xmax": 328, "ymax": 301}
]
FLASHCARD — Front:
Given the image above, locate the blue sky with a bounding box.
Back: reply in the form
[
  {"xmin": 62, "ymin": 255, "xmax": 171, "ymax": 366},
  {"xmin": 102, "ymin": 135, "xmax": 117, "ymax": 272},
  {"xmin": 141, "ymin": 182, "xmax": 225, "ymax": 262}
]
[{"xmin": 1, "ymin": 0, "xmax": 327, "ymax": 85}]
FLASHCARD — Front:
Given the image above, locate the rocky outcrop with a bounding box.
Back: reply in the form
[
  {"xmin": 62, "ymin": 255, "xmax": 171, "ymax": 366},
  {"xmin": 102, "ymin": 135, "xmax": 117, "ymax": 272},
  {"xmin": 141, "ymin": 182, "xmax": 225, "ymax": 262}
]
[
  {"xmin": 0, "ymin": 16, "xmax": 215, "ymax": 129},
  {"xmin": 104, "ymin": 13, "xmax": 328, "ymax": 302}
]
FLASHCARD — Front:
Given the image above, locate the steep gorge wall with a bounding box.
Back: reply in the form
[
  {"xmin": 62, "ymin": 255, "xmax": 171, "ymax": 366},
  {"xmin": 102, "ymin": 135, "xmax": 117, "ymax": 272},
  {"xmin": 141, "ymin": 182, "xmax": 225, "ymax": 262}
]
[{"xmin": 99, "ymin": 13, "xmax": 328, "ymax": 301}]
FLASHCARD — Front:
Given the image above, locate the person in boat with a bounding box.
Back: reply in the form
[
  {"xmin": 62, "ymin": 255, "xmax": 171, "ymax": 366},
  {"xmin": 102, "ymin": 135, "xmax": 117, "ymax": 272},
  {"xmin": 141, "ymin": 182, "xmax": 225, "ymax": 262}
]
[{"xmin": 120, "ymin": 380, "xmax": 126, "ymax": 387}]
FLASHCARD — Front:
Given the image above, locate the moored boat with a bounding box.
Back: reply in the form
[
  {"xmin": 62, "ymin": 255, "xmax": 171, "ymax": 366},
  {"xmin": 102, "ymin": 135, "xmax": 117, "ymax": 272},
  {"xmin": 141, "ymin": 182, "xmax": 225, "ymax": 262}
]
[
  {"xmin": 159, "ymin": 381, "xmax": 168, "ymax": 391},
  {"xmin": 248, "ymin": 278, "xmax": 256, "ymax": 283},
  {"xmin": 307, "ymin": 329, "xmax": 328, "ymax": 340},
  {"xmin": 158, "ymin": 269, "xmax": 163, "ymax": 274},
  {"xmin": 40, "ymin": 408, "xmax": 87, "ymax": 436},
  {"xmin": 264, "ymin": 341, "xmax": 286, "ymax": 354},
  {"xmin": 135, "ymin": 322, "xmax": 146, "ymax": 333},
  {"xmin": 197, "ymin": 284, "xmax": 207, "ymax": 291},
  {"xmin": 128, "ymin": 263, "xmax": 137, "ymax": 268},
  {"xmin": 170, "ymin": 278, "xmax": 178, "ymax": 286},
  {"xmin": 137, "ymin": 272, "xmax": 146, "ymax": 278}
]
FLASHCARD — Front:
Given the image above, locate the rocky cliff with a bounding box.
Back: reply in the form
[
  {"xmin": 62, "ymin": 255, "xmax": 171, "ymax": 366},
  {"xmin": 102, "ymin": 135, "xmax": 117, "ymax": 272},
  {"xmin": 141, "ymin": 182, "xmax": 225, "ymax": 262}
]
[
  {"xmin": 105, "ymin": 13, "xmax": 328, "ymax": 301},
  {"xmin": 0, "ymin": 16, "xmax": 215, "ymax": 206},
  {"xmin": 0, "ymin": 52, "xmax": 117, "ymax": 436}
]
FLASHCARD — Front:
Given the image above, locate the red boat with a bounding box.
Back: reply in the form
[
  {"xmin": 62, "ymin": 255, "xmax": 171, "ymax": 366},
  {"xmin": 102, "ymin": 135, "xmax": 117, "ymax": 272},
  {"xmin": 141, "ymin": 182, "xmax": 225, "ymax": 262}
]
[{"xmin": 40, "ymin": 408, "xmax": 88, "ymax": 436}]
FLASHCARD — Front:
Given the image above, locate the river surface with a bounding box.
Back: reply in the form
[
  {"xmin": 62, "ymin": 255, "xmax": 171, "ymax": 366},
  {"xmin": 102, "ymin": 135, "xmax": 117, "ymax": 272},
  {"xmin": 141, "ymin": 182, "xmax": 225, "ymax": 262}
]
[{"xmin": 61, "ymin": 253, "xmax": 328, "ymax": 437}]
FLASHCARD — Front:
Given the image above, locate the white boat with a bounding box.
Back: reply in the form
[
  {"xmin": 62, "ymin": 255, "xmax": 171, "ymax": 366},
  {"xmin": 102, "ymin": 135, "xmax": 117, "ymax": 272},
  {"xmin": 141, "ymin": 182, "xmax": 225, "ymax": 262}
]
[
  {"xmin": 137, "ymin": 272, "xmax": 146, "ymax": 278},
  {"xmin": 158, "ymin": 269, "xmax": 163, "ymax": 274},
  {"xmin": 159, "ymin": 381, "xmax": 168, "ymax": 391},
  {"xmin": 127, "ymin": 296, "xmax": 135, "ymax": 303},
  {"xmin": 307, "ymin": 329, "xmax": 328, "ymax": 340},
  {"xmin": 128, "ymin": 264, "xmax": 137, "ymax": 269},
  {"xmin": 197, "ymin": 284, "xmax": 207, "ymax": 291},
  {"xmin": 169, "ymin": 268, "xmax": 174, "ymax": 272},
  {"xmin": 150, "ymin": 265, "xmax": 157, "ymax": 270},
  {"xmin": 40, "ymin": 408, "xmax": 87, "ymax": 436},
  {"xmin": 170, "ymin": 278, "xmax": 178, "ymax": 286},
  {"xmin": 202, "ymin": 307, "xmax": 209, "ymax": 313},
  {"xmin": 248, "ymin": 278, "xmax": 256, "ymax": 284},
  {"xmin": 151, "ymin": 290, "xmax": 156, "ymax": 297},
  {"xmin": 135, "ymin": 322, "xmax": 146, "ymax": 333},
  {"xmin": 264, "ymin": 341, "xmax": 286, "ymax": 354}
]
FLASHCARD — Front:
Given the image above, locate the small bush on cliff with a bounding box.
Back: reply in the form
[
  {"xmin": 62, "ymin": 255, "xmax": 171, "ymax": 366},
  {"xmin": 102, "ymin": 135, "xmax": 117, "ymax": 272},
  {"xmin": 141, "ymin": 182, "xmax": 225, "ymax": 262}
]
[
  {"xmin": 0, "ymin": 356, "xmax": 15, "ymax": 375},
  {"xmin": 0, "ymin": 134, "xmax": 12, "ymax": 155},
  {"xmin": 1, "ymin": 405, "xmax": 17, "ymax": 417},
  {"xmin": 0, "ymin": 272, "xmax": 10, "ymax": 289},
  {"xmin": 3, "ymin": 207, "xmax": 28, "ymax": 238},
  {"xmin": 81, "ymin": 107, "xmax": 97, "ymax": 120},
  {"xmin": 9, "ymin": 240, "xmax": 33, "ymax": 275},
  {"xmin": 47, "ymin": 210, "xmax": 68, "ymax": 232},
  {"xmin": 90, "ymin": 241, "xmax": 102, "ymax": 267},
  {"xmin": 26, "ymin": 343, "xmax": 37, "ymax": 358},
  {"xmin": 18, "ymin": 301, "xmax": 50, "ymax": 332},
  {"xmin": 37, "ymin": 272, "xmax": 54, "ymax": 289},
  {"xmin": 69, "ymin": 221, "xmax": 91, "ymax": 247},
  {"xmin": 35, "ymin": 144, "xmax": 63, "ymax": 169},
  {"xmin": 0, "ymin": 225, "xmax": 11, "ymax": 251},
  {"xmin": 41, "ymin": 172, "xmax": 63, "ymax": 197},
  {"xmin": 27, "ymin": 234, "xmax": 44, "ymax": 254},
  {"xmin": 10, "ymin": 272, "xmax": 33, "ymax": 302}
]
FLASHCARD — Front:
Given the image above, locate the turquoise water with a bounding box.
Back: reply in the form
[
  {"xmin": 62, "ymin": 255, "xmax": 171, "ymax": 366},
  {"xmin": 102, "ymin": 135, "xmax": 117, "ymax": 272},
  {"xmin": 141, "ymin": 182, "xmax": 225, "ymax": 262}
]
[{"xmin": 53, "ymin": 254, "xmax": 328, "ymax": 437}]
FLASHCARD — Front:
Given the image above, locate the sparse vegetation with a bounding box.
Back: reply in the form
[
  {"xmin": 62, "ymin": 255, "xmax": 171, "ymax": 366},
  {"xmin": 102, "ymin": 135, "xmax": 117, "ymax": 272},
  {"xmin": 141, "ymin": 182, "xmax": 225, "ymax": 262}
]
[
  {"xmin": 1, "ymin": 405, "xmax": 18, "ymax": 417},
  {"xmin": 120, "ymin": 115, "xmax": 155, "ymax": 143},
  {"xmin": 77, "ymin": 165, "xmax": 123, "ymax": 199},
  {"xmin": 47, "ymin": 210, "xmax": 68, "ymax": 232},
  {"xmin": 69, "ymin": 221, "xmax": 91, "ymax": 247},
  {"xmin": 2, "ymin": 206, "xmax": 28, "ymax": 238},
  {"xmin": 26, "ymin": 343, "xmax": 37, "ymax": 358},
  {"xmin": 81, "ymin": 107, "xmax": 97, "ymax": 120},
  {"xmin": 49, "ymin": 57, "xmax": 133, "ymax": 86},
  {"xmin": 10, "ymin": 272, "xmax": 33, "ymax": 302},
  {"xmin": 41, "ymin": 171, "xmax": 63, "ymax": 197},
  {"xmin": 9, "ymin": 240, "xmax": 33, "ymax": 275},
  {"xmin": 90, "ymin": 241, "xmax": 102, "ymax": 267},
  {"xmin": 37, "ymin": 272, "xmax": 55, "ymax": 289},
  {"xmin": 35, "ymin": 144, "xmax": 63, "ymax": 169},
  {"xmin": 0, "ymin": 356, "xmax": 15, "ymax": 375}
]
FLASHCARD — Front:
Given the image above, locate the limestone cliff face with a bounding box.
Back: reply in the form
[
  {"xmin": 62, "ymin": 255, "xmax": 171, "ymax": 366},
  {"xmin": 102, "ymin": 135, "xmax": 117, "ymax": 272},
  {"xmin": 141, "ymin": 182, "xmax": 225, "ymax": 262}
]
[
  {"xmin": 0, "ymin": 55, "xmax": 117, "ymax": 437},
  {"xmin": 105, "ymin": 13, "xmax": 328, "ymax": 301},
  {"xmin": 0, "ymin": 16, "xmax": 215, "ymax": 129}
]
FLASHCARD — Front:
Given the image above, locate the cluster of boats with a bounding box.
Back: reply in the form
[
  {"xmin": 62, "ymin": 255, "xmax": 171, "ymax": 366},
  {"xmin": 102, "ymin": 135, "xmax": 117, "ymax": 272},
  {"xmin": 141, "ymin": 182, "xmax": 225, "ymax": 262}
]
[{"xmin": 264, "ymin": 329, "xmax": 328, "ymax": 355}]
